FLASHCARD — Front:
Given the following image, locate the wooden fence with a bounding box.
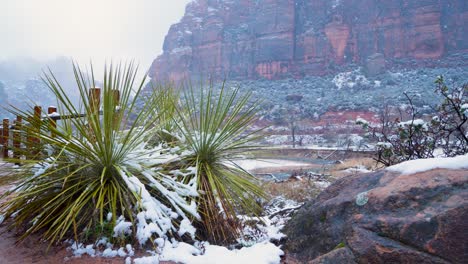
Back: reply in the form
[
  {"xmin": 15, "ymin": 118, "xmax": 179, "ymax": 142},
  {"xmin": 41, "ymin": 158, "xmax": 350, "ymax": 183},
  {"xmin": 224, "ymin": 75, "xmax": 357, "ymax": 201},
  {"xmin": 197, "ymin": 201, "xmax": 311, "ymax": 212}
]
[{"xmin": 0, "ymin": 88, "xmax": 119, "ymax": 160}]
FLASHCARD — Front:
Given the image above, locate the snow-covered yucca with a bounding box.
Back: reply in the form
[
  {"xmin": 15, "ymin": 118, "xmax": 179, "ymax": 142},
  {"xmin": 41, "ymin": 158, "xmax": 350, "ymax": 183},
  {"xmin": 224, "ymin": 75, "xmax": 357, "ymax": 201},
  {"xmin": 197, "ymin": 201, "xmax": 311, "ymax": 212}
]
[
  {"xmin": 0, "ymin": 63, "xmax": 200, "ymax": 245},
  {"xmin": 177, "ymin": 84, "xmax": 266, "ymax": 244}
]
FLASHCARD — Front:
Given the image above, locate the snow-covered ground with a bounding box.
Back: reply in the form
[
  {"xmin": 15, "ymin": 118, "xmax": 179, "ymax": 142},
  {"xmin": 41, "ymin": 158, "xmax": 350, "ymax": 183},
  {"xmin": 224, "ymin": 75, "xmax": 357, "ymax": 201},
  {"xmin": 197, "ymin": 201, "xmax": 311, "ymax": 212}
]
[
  {"xmin": 133, "ymin": 240, "xmax": 283, "ymax": 264},
  {"xmin": 69, "ymin": 197, "xmax": 301, "ymax": 264},
  {"xmin": 344, "ymin": 165, "xmax": 371, "ymax": 174}
]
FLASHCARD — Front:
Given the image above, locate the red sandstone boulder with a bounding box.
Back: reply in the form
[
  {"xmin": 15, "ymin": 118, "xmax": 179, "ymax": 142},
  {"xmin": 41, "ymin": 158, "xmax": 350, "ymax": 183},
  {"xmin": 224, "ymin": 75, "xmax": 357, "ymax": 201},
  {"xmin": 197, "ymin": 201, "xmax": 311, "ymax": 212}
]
[{"xmin": 283, "ymin": 168, "xmax": 468, "ymax": 263}]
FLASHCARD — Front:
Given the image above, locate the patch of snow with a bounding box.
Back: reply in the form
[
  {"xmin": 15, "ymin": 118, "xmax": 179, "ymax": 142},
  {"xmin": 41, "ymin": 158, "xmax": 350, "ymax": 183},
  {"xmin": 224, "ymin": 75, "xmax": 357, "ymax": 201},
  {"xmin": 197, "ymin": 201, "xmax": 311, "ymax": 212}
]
[
  {"xmin": 263, "ymin": 220, "xmax": 286, "ymax": 241},
  {"xmin": 118, "ymin": 152, "xmax": 199, "ymax": 245},
  {"xmin": 207, "ymin": 7, "xmax": 218, "ymax": 13},
  {"xmin": 178, "ymin": 218, "xmax": 196, "ymax": 239},
  {"xmin": 356, "ymin": 117, "xmax": 368, "ymax": 126},
  {"xmin": 344, "ymin": 165, "xmax": 371, "ymax": 174},
  {"xmin": 96, "ymin": 237, "xmax": 108, "ymax": 247},
  {"xmin": 239, "ymin": 197, "xmax": 302, "ymax": 244},
  {"xmin": 148, "ymin": 240, "xmax": 283, "ymax": 264},
  {"xmin": 193, "ymin": 17, "xmax": 203, "ymax": 23},
  {"xmin": 462, "ymin": 103, "xmax": 468, "ymax": 116},
  {"xmin": 126, "ymin": 244, "xmax": 135, "ymax": 256},
  {"xmin": 71, "ymin": 243, "xmax": 96, "ymax": 257},
  {"xmin": 399, "ymin": 119, "xmax": 427, "ymax": 128},
  {"xmin": 117, "ymin": 247, "xmax": 128, "ymax": 257},
  {"xmin": 332, "ymin": 0, "xmax": 342, "ymax": 9},
  {"xmin": 70, "ymin": 240, "xmax": 135, "ymax": 259},
  {"xmin": 107, "ymin": 212, "xmax": 112, "ymax": 222},
  {"xmin": 47, "ymin": 112, "xmax": 60, "ymax": 117},
  {"xmin": 259, "ymin": 35, "xmax": 284, "ymax": 40},
  {"xmin": 131, "ymin": 197, "xmax": 296, "ymax": 264},
  {"xmin": 31, "ymin": 159, "xmax": 55, "ymax": 177},
  {"xmin": 332, "ymin": 69, "xmax": 369, "ymax": 89},
  {"xmin": 387, "ymin": 154, "xmax": 468, "ymax": 174},
  {"xmin": 314, "ymin": 181, "xmax": 331, "ymax": 188},
  {"xmin": 102, "ymin": 248, "xmax": 119, "ymax": 258},
  {"xmin": 170, "ymin": 46, "xmax": 192, "ymax": 55},
  {"xmin": 433, "ymin": 148, "xmax": 445, "ymax": 158},
  {"xmin": 262, "ymin": 134, "xmax": 326, "ymax": 146},
  {"xmin": 134, "ymin": 256, "xmax": 159, "ymax": 264},
  {"xmin": 69, "ymin": 197, "xmax": 295, "ymax": 264},
  {"xmin": 376, "ymin": 142, "xmax": 392, "ymax": 149},
  {"xmin": 232, "ymin": 159, "xmax": 314, "ymax": 171},
  {"xmin": 113, "ymin": 216, "xmax": 133, "ymax": 237}
]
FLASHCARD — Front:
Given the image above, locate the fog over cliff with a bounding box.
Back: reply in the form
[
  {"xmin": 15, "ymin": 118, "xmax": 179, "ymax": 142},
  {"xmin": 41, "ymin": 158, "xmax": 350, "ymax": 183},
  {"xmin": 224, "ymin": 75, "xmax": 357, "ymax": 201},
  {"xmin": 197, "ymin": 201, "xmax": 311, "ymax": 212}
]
[
  {"xmin": 0, "ymin": 0, "xmax": 189, "ymax": 69},
  {"xmin": 0, "ymin": 0, "xmax": 189, "ymax": 115}
]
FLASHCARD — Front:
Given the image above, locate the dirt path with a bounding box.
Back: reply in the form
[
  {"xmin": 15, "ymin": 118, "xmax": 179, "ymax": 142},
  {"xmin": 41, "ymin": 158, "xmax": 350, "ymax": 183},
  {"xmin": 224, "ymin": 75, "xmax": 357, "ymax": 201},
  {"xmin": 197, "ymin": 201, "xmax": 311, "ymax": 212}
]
[{"xmin": 0, "ymin": 223, "xmax": 175, "ymax": 264}]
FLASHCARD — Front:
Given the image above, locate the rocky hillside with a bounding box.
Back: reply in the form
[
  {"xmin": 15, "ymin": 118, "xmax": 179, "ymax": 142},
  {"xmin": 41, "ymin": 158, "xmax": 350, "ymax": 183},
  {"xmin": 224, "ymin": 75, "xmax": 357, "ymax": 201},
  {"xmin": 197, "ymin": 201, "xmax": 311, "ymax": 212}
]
[
  {"xmin": 0, "ymin": 58, "xmax": 80, "ymax": 118},
  {"xmin": 149, "ymin": 0, "xmax": 467, "ymax": 82}
]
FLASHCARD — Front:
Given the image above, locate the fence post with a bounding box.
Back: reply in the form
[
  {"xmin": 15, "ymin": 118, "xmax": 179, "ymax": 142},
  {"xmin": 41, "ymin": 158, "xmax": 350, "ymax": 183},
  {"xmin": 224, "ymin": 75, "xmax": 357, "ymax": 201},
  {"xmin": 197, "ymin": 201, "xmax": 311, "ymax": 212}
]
[
  {"xmin": 88, "ymin": 88, "xmax": 101, "ymax": 141},
  {"xmin": 0, "ymin": 127, "xmax": 3, "ymax": 158},
  {"xmin": 89, "ymin": 88, "xmax": 101, "ymax": 114},
  {"xmin": 29, "ymin": 106, "xmax": 42, "ymax": 156},
  {"xmin": 48, "ymin": 106, "xmax": 57, "ymax": 138},
  {"xmin": 13, "ymin": 116, "xmax": 22, "ymax": 164},
  {"xmin": 112, "ymin": 89, "xmax": 120, "ymax": 130},
  {"xmin": 3, "ymin": 118, "xmax": 9, "ymax": 158},
  {"xmin": 112, "ymin": 89, "xmax": 120, "ymax": 106}
]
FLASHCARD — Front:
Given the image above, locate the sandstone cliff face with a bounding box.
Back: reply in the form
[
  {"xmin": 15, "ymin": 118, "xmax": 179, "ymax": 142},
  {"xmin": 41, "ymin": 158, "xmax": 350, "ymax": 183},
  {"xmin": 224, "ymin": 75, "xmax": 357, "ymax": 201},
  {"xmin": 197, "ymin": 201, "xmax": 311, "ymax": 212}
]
[{"xmin": 149, "ymin": 0, "xmax": 468, "ymax": 82}]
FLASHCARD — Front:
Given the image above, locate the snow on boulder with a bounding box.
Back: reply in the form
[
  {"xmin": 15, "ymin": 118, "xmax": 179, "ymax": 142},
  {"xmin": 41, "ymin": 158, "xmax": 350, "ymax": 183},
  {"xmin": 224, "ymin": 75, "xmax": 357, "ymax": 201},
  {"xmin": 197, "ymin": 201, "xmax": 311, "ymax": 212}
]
[{"xmin": 387, "ymin": 154, "xmax": 468, "ymax": 174}]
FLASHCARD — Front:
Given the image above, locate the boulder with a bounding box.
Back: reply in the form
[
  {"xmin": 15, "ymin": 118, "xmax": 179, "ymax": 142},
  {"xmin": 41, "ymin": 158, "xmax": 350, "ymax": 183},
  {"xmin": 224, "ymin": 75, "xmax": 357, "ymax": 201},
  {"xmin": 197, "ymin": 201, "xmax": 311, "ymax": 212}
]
[
  {"xmin": 283, "ymin": 168, "xmax": 468, "ymax": 263},
  {"xmin": 365, "ymin": 53, "xmax": 386, "ymax": 77}
]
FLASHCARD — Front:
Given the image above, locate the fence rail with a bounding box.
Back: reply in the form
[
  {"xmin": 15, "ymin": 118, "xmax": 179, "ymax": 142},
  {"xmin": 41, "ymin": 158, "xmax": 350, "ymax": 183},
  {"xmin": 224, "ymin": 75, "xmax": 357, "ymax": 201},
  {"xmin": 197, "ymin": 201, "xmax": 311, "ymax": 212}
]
[{"xmin": 0, "ymin": 88, "xmax": 119, "ymax": 160}]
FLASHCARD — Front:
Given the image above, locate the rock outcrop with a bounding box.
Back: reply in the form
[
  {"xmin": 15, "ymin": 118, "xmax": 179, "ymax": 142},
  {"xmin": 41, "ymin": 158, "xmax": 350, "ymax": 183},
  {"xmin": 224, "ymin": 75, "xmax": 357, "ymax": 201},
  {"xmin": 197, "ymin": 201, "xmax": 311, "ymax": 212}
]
[
  {"xmin": 282, "ymin": 168, "xmax": 468, "ymax": 263},
  {"xmin": 149, "ymin": 0, "xmax": 468, "ymax": 82}
]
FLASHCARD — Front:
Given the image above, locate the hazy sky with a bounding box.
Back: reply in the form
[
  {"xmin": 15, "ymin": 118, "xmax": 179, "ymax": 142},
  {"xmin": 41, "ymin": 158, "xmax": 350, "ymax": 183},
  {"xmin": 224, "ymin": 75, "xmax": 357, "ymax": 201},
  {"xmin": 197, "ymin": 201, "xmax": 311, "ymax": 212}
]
[{"xmin": 0, "ymin": 0, "xmax": 190, "ymax": 74}]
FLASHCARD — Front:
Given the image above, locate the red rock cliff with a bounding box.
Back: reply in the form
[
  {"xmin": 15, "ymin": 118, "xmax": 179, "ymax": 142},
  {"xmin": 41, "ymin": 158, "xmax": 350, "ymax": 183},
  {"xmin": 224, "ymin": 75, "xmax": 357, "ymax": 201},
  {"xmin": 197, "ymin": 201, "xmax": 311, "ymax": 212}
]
[{"xmin": 149, "ymin": 0, "xmax": 468, "ymax": 82}]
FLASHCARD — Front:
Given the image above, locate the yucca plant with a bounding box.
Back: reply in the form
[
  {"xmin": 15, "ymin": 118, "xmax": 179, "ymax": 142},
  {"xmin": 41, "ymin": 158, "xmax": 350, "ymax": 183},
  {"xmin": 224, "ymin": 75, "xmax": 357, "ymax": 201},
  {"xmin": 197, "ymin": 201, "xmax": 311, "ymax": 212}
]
[
  {"xmin": 145, "ymin": 83, "xmax": 182, "ymax": 145},
  {"xmin": 177, "ymin": 83, "xmax": 266, "ymax": 244},
  {"xmin": 0, "ymin": 62, "xmax": 199, "ymax": 246}
]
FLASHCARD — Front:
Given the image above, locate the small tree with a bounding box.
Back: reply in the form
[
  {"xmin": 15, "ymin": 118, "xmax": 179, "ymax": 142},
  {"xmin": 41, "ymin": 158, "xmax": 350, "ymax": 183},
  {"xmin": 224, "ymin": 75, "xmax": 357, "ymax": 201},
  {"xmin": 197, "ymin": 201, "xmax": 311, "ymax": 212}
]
[
  {"xmin": 289, "ymin": 107, "xmax": 300, "ymax": 148},
  {"xmin": 285, "ymin": 94, "xmax": 304, "ymax": 148},
  {"xmin": 357, "ymin": 77, "xmax": 467, "ymax": 166},
  {"xmin": 432, "ymin": 76, "xmax": 468, "ymax": 156}
]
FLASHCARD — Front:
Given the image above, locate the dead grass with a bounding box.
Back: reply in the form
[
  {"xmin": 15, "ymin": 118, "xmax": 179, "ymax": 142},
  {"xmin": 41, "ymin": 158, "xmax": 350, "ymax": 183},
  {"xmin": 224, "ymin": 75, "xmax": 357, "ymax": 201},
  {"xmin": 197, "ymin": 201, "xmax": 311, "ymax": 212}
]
[
  {"xmin": 259, "ymin": 158, "xmax": 381, "ymax": 202},
  {"xmin": 0, "ymin": 174, "xmax": 17, "ymax": 187},
  {"xmin": 0, "ymin": 163, "xmax": 17, "ymax": 195},
  {"xmin": 328, "ymin": 157, "xmax": 383, "ymax": 178},
  {"xmin": 262, "ymin": 180, "xmax": 322, "ymax": 202}
]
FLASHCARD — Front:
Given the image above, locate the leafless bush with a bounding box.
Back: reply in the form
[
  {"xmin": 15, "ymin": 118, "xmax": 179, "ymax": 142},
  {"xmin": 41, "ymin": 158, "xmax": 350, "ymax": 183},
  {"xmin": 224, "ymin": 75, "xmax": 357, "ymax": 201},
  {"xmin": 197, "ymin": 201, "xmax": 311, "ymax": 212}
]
[{"xmin": 357, "ymin": 76, "xmax": 467, "ymax": 166}]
